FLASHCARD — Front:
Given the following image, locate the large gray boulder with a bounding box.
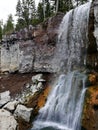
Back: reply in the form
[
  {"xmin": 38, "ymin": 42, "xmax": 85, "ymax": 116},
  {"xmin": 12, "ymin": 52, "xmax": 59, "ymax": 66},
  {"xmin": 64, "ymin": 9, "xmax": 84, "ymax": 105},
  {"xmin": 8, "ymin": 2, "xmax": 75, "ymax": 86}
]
[
  {"xmin": 0, "ymin": 109, "xmax": 17, "ymax": 130},
  {"xmin": 31, "ymin": 74, "xmax": 45, "ymax": 83},
  {"xmin": 14, "ymin": 104, "xmax": 33, "ymax": 122},
  {"xmin": 3, "ymin": 100, "xmax": 19, "ymax": 112},
  {"xmin": 0, "ymin": 91, "xmax": 11, "ymax": 107}
]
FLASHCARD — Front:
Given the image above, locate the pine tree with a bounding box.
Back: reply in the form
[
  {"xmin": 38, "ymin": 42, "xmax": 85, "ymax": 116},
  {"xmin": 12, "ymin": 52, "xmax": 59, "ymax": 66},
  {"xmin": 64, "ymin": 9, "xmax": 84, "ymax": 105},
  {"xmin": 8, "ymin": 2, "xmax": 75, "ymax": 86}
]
[
  {"xmin": 6, "ymin": 14, "xmax": 14, "ymax": 33},
  {"xmin": 45, "ymin": 0, "xmax": 51, "ymax": 18},
  {"xmin": 51, "ymin": 0, "xmax": 73, "ymax": 13},
  {"xmin": 0, "ymin": 20, "xmax": 3, "ymax": 40},
  {"xmin": 0, "ymin": 25, "xmax": 2, "ymax": 40},
  {"xmin": 3, "ymin": 14, "xmax": 14, "ymax": 35},
  {"xmin": 37, "ymin": 0, "xmax": 52, "ymax": 22},
  {"xmin": 37, "ymin": 2, "xmax": 44, "ymax": 22},
  {"xmin": 16, "ymin": 0, "xmax": 36, "ymax": 29},
  {"xmin": 16, "ymin": 0, "xmax": 22, "ymax": 18}
]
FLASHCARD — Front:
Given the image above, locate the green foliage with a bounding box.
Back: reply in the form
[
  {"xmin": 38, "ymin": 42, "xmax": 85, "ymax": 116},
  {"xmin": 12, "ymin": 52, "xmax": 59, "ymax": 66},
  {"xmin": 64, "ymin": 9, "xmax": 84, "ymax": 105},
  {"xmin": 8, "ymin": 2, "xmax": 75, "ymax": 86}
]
[
  {"xmin": 51, "ymin": 0, "xmax": 73, "ymax": 13},
  {"xmin": 58, "ymin": 0, "xmax": 73, "ymax": 13},
  {"xmin": 37, "ymin": 2, "xmax": 44, "ymax": 23},
  {"xmin": 0, "ymin": 25, "xmax": 2, "ymax": 40},
  {"xmin": 3, "ymin": 14, "xmax": 14, "ymax": 35},
  {"xmin": 0, "ymin": 20, "xmax": 3, "ymax": 40},
  {"xmin": 37, "ymin": 0, "xmax": 53, "ymax": 23},
  {"xmin": 15, "ymin": 0, "xmax": 89, "ymax": 29},
  {"xmin": 15, "ymin": 18, "xmax": 26, "ymax": 31},
  {"xmin": 16, "ymin": 0, "xmax": 36, "ymax": 30},
  {"xmin": 45, "ymin": 0, "xmax": 51, "ymax": 18}
]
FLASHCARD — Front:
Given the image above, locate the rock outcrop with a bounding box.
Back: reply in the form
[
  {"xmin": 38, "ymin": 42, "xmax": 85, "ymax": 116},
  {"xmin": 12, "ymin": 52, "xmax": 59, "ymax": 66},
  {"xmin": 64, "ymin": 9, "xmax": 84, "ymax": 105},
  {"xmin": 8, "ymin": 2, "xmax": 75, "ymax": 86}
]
[
  {"xmin": 14, "ymin": 104, "xmax": 33, "ymax": 122},
  {"xmin": 81, "ymin": 1, "xmax": 98, "ymax": 129},
  {"xmin": 0, "ymin": 109, "xmax": 18, "ymax": 130},
  {"xmin": 0, "ymin": 74, "xmax": 50, "ymax": 130},
  {"xmin": 0, "ymin": 13, "xmax": 64, "ymax": 73},
  {"xmin": 82, "ymin": 85, "xmax": 98, "ymax": 130},
  {"xmin": 0, "ymin": 91, "xmax": 11, "ymax": 107}
]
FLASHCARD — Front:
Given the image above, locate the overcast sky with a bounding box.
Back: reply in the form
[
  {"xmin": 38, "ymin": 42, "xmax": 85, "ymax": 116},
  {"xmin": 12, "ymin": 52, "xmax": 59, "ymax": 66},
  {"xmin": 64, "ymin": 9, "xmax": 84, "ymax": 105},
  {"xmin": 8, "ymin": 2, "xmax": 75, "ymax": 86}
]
[{"xmin": 0, "ymin": 0, "xmax": 40, "ymax": 24}]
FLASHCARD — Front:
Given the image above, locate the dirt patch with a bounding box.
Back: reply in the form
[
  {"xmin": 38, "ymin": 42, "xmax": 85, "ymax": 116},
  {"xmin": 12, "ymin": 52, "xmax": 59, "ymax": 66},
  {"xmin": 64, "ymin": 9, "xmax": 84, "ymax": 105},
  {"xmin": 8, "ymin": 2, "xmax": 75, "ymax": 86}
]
[
  {"xmin": 0, "ymin": 73, "xmax": 54, "ymax": 97},
  {"xmin": 0, "ymin": 73, "xmax": 33, "ymax": 97}
]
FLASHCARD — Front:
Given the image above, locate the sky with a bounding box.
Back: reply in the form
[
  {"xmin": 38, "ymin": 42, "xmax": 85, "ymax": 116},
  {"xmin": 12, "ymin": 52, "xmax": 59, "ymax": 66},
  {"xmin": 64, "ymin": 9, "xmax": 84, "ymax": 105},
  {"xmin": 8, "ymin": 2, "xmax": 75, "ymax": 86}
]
[{"xmin": 0, "ymin": 0, "xmax": 40, "ymax": 24}]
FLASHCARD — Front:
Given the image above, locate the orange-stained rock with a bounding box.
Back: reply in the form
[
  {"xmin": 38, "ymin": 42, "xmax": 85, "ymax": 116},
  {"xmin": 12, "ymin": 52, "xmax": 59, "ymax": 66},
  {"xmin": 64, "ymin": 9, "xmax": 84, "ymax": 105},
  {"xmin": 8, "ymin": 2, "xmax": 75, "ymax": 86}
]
[
  {"xmin": 89, "ymin": 74, "xmax": 97, "ymax": 85},
  {"xmin": 37, "ymin": 86, "xmax": 51, "ymax": 108},
  {"xmin": 82, "ymin": 86, "xmax": 98, "ymax": 130}
]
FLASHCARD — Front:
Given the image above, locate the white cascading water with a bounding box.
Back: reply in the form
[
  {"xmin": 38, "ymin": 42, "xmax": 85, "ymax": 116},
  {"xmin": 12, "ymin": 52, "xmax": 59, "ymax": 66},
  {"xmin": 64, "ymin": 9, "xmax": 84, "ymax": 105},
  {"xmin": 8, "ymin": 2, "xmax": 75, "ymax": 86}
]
[
  {"xmin": 54, "ymin": 2, "xmax": 91, "ymax": 72},
  {"xmin": 31, "ymin": 2, "xmax": 91, "ymax": 130},
  {"xmin": 32, "ymin": 72, "xmax": 87, "ymax": 130}
]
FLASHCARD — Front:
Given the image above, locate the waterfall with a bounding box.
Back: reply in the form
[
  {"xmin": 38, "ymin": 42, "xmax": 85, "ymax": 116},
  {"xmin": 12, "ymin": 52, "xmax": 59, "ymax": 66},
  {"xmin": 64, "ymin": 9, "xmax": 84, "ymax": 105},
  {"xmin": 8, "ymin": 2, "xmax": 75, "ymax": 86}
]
[
  {"xmin": 54, "ymin": 2, "xmax": 91, "ymax": 72},
  {"xmin": 32, "ymin": 72, "xmax": 87, "ymax": 130},
  {"xmin": 31, "ymin": 2, "xmax": 91, "ymax": 130}
]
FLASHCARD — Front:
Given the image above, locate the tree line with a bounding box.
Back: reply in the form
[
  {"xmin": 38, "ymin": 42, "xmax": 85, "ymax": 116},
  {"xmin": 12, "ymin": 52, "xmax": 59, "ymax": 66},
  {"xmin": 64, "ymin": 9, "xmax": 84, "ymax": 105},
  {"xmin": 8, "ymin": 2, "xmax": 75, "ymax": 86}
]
[{"xmin": 0, "ymin": 0, "xmax": 88, "ymax": 40}]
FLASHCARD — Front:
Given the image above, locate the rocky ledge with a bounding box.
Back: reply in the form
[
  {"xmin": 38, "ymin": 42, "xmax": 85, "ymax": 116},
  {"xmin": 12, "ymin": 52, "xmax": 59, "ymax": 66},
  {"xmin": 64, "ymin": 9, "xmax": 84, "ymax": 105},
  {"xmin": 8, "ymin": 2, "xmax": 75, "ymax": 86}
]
[{"xmin": 0, "ymin": 74, "xmax": 52, "ymax": 130}]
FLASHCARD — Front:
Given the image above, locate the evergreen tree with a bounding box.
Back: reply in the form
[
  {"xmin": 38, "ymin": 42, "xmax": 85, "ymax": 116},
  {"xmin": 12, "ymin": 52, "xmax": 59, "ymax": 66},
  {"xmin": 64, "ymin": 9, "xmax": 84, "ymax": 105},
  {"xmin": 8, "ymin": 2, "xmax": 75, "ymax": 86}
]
[
  {"xmin": 37, "ymin": 0, "xmax": 52, "ymax": 22},
  {"xmin": 16, "ymin": 0, "xmax": 22, "ymax": 18},
  {"xmin": 16, "ymin": 0, "xmax": 36, "ymax": 30},
  {"xmin": 6, "ymin": 14, "xmax": 14, "ymax": 33},
  {"xmin": 15, "ymin": 18, "xmax": 26, "ymax": 31},
  {"xmin": 37, "ymin": 2, "xmax": 44, "ymax": 22},
  {"xmin": 45, "ymin": 0, "xmax": 51, "ymax": 18},
  {"xmin": 51, "ymin": 0, "xmax": 73, "ymax": 13},
  {"xmin": 0, "ymin": 20, "xmax": 3, "ymax": 40},
  {"xmin": 0, "ymin": 25, "xmax": 2, "ymax": 40},
  {"xmin": 3, "ymin": 14, "xmax": 14, "ymax": 35}
]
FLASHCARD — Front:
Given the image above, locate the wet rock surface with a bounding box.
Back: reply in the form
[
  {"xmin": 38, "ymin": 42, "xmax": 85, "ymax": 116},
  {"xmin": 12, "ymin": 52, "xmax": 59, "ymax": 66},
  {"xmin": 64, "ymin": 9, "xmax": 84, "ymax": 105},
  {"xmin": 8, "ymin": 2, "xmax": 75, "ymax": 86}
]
[{"xmin": 82, "ymin": 85, "xmax": 98, "ymax": 130}]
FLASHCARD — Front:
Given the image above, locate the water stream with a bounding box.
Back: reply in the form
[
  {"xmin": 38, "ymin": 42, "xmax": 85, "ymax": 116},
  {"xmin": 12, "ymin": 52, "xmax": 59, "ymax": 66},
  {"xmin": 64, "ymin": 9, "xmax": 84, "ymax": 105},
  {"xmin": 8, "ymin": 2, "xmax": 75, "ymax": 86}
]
[
  {"xmin": 32, "ymin": 72, "xmax": 87, "ymax": 130},
  {"xmin": 31, "ymin": 2, "xmax": 91, "ymax": 130}
]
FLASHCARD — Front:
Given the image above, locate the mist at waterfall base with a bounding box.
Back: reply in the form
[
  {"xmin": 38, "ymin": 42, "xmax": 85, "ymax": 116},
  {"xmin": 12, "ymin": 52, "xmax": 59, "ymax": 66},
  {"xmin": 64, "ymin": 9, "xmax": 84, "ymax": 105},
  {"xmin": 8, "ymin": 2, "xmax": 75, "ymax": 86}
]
[{"xmin": 31, "ymin": 2, "xmax": 91, "ymax": 130}]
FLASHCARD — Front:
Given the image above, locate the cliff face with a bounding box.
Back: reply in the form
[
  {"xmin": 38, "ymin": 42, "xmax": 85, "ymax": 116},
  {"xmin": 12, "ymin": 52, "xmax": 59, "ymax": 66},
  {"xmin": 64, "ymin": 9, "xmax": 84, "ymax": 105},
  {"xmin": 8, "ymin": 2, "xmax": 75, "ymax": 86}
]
[
  {"xmin": 0, "ymin": 1, "xmax": 98, "ymax": 74},
  {"xmin": 0, "ymin": 13, "xmax": 64, "ymax": 73},
  {"xmin": 82, "ymin": 1, "xmax": 98, "ymax": 130}
]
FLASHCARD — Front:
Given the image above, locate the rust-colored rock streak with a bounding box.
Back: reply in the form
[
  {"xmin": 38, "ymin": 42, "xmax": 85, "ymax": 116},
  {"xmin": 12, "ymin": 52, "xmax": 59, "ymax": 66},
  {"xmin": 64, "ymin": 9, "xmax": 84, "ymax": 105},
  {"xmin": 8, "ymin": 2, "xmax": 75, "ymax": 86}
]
[{"xmin": 82, "ymin": 85, "xmax": 98, "ymax": 130}]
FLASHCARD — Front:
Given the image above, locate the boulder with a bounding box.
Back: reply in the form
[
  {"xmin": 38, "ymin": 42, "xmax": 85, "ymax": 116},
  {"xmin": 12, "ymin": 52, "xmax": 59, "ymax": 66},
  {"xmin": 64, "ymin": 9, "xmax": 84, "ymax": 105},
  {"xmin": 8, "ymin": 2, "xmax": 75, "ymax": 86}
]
[
  {"xmin": 30, "ymin": 84, "xmax": 38, "ymax": 93},
  {"xmin": 37, "ymin": 82, "xmax": 43, "ymax": 90},
  {"xmin": 3, "ymin": 100, "xmax": 19, "ymax": 112},
  {"xmin": 14, "ymin": 104, "xmax": 33, "ymax": 122},
  {"xmin": 0, "ymin": 109, "xmax": 17, "ymax": 130},
  {"xmin": 31, "ymin": 74, "xmax": 45, "ymax": 83},
  {"xmin": 0, "ymin": 91, "xmax": 11, "ymax": 107}
]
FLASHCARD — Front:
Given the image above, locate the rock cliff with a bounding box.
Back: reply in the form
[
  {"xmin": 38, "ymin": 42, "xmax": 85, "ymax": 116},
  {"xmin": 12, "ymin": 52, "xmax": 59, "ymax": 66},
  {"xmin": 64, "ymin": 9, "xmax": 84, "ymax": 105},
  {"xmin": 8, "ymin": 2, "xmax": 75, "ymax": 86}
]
[
  {"xmin": 82, "ymin": 1, "xmax": 98, "ymax": 130},
  {"xmin": 0, "ymin": 13, "xmax": 64, "ymax": 73}
]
